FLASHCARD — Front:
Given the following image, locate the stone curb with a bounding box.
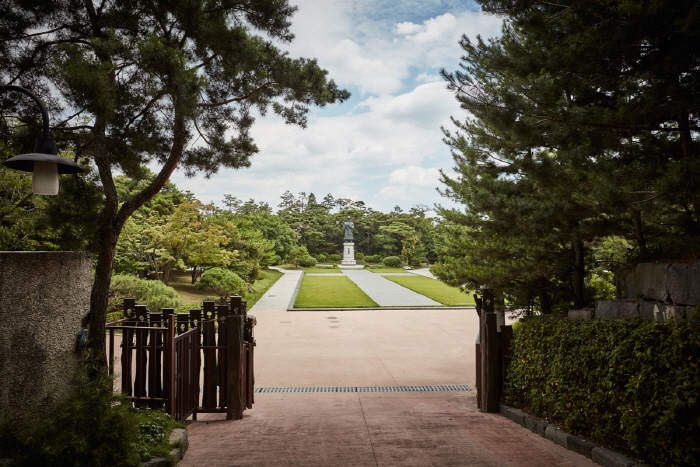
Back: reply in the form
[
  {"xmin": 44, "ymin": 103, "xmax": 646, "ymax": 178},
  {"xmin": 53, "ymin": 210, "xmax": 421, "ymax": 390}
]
[
  {"xmin": 142, "ymin": 428, "xmax": 188, "ymax": 467},
  {"xmin": 499, "ymin": 405, "xmax": 654, "ymax": 467}
]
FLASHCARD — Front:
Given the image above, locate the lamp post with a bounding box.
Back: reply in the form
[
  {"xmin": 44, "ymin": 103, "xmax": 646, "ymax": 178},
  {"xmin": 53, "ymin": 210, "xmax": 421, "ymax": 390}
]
[{"xmin": 0, "ymin": 85, "xmax": 84, "ymax": 195}]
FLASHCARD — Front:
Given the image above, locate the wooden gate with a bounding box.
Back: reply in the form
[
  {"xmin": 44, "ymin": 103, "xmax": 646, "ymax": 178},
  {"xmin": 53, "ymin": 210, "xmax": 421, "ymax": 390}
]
[
  {"xmin": 473, "ymin": 289, "xmax": 513, "ymax": 413},
  {"xmin": 107, "ymin": 295, "xmax": 255, "ymax": 421}
]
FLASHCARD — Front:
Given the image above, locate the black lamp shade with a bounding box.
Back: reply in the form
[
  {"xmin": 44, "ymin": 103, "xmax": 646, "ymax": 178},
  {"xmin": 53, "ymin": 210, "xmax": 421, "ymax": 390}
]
[{"xmin": 3, "ymin": 152, "xmax": 84, "ymax": 174}]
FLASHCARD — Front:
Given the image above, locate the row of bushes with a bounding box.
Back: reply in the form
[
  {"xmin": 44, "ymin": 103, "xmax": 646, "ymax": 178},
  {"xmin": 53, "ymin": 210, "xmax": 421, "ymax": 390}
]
[
  {"xmin": 504, "ymin": 315, "xmax": 700, "ymax": 466},
  {"xmin": 0, "ymin": 363, "xmax": 181, "ymax": 466}
]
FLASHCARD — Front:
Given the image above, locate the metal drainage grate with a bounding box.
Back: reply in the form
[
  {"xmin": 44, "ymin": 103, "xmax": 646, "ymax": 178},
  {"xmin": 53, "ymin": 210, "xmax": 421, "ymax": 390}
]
[{"xmin": 254, "ymin": 385, "xmax": 471, "ymax": 393}]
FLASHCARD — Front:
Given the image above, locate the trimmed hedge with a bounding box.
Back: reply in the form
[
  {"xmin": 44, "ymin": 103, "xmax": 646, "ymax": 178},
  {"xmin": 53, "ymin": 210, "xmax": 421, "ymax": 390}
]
[
  {"xmin": 504, "ymin": 316, "xmax": 700, "ymax": 467},
  {"xmin": 382, "ymin": 256, "xmax": 402, "ymax": 268},
  {"xmin": 110, "ymin": 275, "xmax": 183, "ymax": 312}
]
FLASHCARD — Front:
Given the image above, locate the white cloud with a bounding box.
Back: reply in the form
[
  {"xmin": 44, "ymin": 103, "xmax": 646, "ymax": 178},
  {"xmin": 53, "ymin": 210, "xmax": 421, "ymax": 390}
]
[{"xmin": 170, "ymin": 1, "xmax": 499, "ymax": 213}]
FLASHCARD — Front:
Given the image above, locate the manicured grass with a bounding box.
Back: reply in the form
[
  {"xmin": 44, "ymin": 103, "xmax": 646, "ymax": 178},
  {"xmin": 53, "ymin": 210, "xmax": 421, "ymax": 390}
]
[
  {"xmin": 294, "ymin": 275, "xmax": 378, "ymax": 308},
  {"xmin": 383, "ymin": 275, "xmax": 475, "ymax": 306},
  {"xmin": 303, "ymin": 267, "xmax": 343, "ymax": 274},
  {"xmin": 366, "ymin": 267, "xmax": 410, "ymax": 274}
]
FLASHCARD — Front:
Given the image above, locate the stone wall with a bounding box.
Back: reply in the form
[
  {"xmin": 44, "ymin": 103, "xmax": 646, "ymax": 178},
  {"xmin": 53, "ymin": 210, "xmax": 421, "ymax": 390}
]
[
  {"xmin": 0, "ymin": 252, "xmax": 92, "ymax": 421},
  {"xmin": 569, "ymin": 262, "xmax": 699, "ymax": 322}
]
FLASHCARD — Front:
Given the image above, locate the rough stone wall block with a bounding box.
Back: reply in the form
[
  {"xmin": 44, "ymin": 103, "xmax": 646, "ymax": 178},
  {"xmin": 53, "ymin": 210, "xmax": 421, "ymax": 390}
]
[
  {"xmin": 663, "ymin": 305, "xmax": 687, "ymax": 321},
  {"xmin": 568, "ymin": 308, "xmax": 593, "ymax": 321},
  {"xmin": 635, "ymin": 263, "xmax": 670, "ymax": 302},
  {"xmin": 639, "ymin": 302, "xmax": 658, "ymax": 321},
  {"xmin": 0, "ymin": 252, "xmax": 92, "ymax": 421},
  {"xmin": 667, "ymin": 263, "xmax": 700, "ymax": 306}
]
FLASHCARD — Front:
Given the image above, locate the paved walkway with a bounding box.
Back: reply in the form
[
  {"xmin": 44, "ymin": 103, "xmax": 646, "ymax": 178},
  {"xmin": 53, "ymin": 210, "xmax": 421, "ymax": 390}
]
[
  {"xmin": 341, "ymin": 269, "xmax": 441, "ymax": 307},
  {"xmin": 249, "ymin": 268, "xmax": 302, "ymax": 312},
  {"xmin": 179, "ymin": 308, "xmax": 595, "ymax": 467},
  {"xmin": 250, "ymin": 268, "xmax": 442, "ymax": 313}
]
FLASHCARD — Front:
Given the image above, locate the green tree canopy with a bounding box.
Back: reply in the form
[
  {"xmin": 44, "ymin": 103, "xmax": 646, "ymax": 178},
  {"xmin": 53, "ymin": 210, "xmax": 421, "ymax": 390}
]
[
  {"xmin": 1, "ymin": 0, "xmax": 349, "ymax": 361},
  {"xmin": 435, "ymin": 0, "xmax": 700, "ymax": 314}
]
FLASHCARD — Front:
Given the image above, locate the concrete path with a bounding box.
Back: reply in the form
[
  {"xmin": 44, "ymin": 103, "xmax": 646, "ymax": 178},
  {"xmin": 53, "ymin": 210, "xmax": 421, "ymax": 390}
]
[
  {"xmin": 249, "ymin": 268, "xmax": 302, "ymax": 312},
  {"xmin": 409, "ymin": 267, "xmax": 437, "ymax": 279},
  {"xmin": 341, "ymin": 269, "xmax": 441, "ymax": 307},
  {"xmin": 179, "ymin": 308, "xmax": 595, "ymax": 467}
]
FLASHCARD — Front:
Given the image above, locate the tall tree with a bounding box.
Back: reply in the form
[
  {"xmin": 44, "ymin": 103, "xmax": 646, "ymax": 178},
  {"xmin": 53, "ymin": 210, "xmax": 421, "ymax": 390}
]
[
  {"xmin": 436, "ymin": 0, "xmax": 700, "ymax": 313},
  {"xmin": 1, "ymin": 0, "xmax": 349, "ymax": 362}
]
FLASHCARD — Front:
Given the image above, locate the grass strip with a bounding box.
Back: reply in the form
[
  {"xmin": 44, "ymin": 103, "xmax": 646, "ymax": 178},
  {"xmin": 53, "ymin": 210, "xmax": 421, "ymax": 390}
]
[
  {"xmin": 366, "ymin": 267, "xmax": 411, "ymax": 274},
  {"xmin": 294, "ymin": 275, "xmax": 378, "ymax": 308},
  {"xmin": 302, "ymin": 267, "xmax": 343, "ymax": 274},
  {"xmin": 383, "ymin": 275, "xmax": 475, "ymax": 306}
]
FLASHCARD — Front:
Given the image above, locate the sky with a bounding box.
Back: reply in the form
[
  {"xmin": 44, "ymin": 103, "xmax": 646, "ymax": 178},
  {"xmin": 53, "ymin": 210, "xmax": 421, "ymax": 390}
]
[{"xmin": 169, "ymin": 0, "xmax": 504, "ymax": 214}]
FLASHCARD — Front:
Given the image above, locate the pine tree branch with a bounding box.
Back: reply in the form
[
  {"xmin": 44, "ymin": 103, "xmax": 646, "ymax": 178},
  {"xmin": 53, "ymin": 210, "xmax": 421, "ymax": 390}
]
[
  {"xmin": 198, "ymin": 83, "xmax": 279, "ymax": 107},
  {"xmin": 0, "ymin": 26, "xmax": 69, "ymax": 42}
]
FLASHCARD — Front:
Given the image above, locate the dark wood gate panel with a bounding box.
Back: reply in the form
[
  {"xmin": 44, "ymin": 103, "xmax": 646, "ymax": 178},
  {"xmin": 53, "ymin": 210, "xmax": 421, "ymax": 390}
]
[
  {"xmin": 107, "ymin": 295, "xmax": 255, "ymax": 421},
  {"xmin": 473, "ymin": 289, "xmax": 513, "ymax": 413}
]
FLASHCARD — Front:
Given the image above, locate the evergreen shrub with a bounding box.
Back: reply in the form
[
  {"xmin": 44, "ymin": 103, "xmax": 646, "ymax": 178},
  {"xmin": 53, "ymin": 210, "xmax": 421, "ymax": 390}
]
[
  {"xmin": 382, "ymin": 256, "xmax": 402, "ymax": 268},
  {"xmin": 298, "ymin": 256, "xmax": 317, "ymax": 268},
  {"xmin": 110, "ymin": 275, "xmax": 183, "ymax": 312},
  {"xmin": 195, "ymin": 267, "xmax": 246, "ymax": 301},
  {"xmin": 328, "ymin": 254, "xmax": 341, "ymax": 263},
  {"xmin": 504, "ymin": 315, "xmax": 700, "ymax": 466},
  {"xmin": 365, "ymin": 254, "xmax": 382, "ymax": 263},
  {"xmin": 0, "ymin": 363, "xmax": 180, "ymax": 466}
]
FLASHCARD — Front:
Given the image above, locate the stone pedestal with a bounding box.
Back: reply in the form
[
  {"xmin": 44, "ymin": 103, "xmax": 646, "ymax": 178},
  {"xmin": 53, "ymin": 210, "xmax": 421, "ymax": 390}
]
[{"xmin": 341, "ymin": 242, "xmax": 356, "ymax": 266}]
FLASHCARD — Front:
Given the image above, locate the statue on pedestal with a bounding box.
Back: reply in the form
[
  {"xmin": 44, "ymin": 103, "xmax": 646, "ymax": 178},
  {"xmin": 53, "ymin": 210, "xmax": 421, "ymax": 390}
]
[{"xmin": 343, "ymin": 216, "xmax": 354, "ymax": 242}]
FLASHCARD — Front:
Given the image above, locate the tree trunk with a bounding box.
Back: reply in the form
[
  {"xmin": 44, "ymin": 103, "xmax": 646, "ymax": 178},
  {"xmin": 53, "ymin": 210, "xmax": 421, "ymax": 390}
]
[
  {"xmin": 630, "ymin": 205, "xmax": 646, "ymax": 249},
  {"xmin": 85, "ymin": 111, "xmax": 187, "ymax": 369},
  {"xmin": 87, "ymin": 217, "xmax": 122, "ymax": 366},
  {"xmin": 536, "ymin": 276, "xmax": 552, "ymax": 314}
]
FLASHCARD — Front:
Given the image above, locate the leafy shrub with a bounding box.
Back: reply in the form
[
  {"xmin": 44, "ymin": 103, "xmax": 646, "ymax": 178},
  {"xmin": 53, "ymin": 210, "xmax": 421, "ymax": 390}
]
[
  {"xmin": 110, "ymin": 275, "xmax": 183, "ymax": 312},
  {"xmin": 328, "ymin": 254, "xmax": 341, "ymax": 263},
  {"xmin": 298, "ymin": 255, "xmax": 317, "ymax": 268},
  {"xmin": 0, "ymin": 363, "xmax": 178, "ymax": 466},
  {"xmin": 317, "ymin": 253, "xmax": 327, "ymax": 262},
  {"xmin": 196, "ymin": 267, "xmax": 246, "ymax": 301},
  {"xmin": 365, "ymin": 254, "xmax": 382, "ymax": 263},
  {"xmin": 382, "ymin": 256, "xmax": 402, "ymax": 268},
  {"xmin": 505, "ymin": 316, "xmax": 700, "ymax": 467}
]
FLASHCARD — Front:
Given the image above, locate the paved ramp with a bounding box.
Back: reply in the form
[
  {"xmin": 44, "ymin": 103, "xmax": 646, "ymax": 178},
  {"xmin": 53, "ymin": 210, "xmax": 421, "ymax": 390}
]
[
  {"xmin": 341, "ymin": 269, "xmax": 441, "ymax": 307},
  {"xmin": 249, "ymin": 269, "xmax": 302, "ymax": 312}
]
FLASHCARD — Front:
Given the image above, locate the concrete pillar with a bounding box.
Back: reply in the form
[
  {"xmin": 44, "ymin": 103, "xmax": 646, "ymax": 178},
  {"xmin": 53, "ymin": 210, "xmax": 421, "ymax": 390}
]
[{"xmin": 0, "ymin": 251, "xmax": 92, "ymax": 420}]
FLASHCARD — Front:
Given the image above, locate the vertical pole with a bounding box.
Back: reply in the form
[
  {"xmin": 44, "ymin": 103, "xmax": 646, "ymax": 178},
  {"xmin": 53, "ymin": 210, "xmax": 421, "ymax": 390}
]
[
  {"xmin": 164, "ymin": 314, "xmax": 176, "ymax": 417},
  {"xmin": 483, "ymin": 312, "xmax": 499, "ymax": 412},
  {"xmin": 226, "ymin": 313, "xmax": 244, "ymax": 420}
]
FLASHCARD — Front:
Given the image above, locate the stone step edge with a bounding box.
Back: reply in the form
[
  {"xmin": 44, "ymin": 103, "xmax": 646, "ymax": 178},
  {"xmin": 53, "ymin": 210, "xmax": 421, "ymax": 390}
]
[
  {"xmin": 499, "ymin": 405, "xmax": 654, "ymax": 467},
  {"xmin": 141, "ymin": 428, "xmax": 188, "ymax": 467}
]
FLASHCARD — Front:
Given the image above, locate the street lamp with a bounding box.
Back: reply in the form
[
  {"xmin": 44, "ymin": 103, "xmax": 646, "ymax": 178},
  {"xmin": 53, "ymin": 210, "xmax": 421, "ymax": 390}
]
[{"xmin": 0, "ymin": 85, "xmax": 84, "ymax": 195}]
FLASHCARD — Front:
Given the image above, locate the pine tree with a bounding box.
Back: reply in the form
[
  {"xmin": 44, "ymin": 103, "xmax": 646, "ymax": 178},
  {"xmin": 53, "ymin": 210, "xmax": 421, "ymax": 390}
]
[{"xmin": 1, "ymin": 0, "xmax": 349, "ymax": 362}]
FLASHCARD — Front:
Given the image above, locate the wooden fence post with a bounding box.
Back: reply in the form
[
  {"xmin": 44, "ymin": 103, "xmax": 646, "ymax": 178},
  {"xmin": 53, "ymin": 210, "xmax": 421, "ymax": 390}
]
[
  {"xmin": 482, "ymin": 312, "xmax": 500, "ymax": 412},
  {"xmin": 226, "ymin": 313, "xmax": 244, "ymax": 420},
  {"xmin": 164, "ymin": 314, "xmax": 176, "ymax": 417}
]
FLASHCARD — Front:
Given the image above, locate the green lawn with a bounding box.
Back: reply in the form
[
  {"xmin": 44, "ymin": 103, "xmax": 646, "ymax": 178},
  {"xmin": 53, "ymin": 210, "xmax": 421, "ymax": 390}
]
[
  {"xmin": 366, "ymin": 267, "xmax": 410, "ymax": 274},
  {"xmin": 303, "ymin": 267, "xmax": 343, "ymax": 274},
  {"xmin": 383, "ymin": 275, "xmax": 475, "ymax": 306},
  {"xmin": 294, "ymin": 275, "xmax": 378, "ymax": 308}
]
